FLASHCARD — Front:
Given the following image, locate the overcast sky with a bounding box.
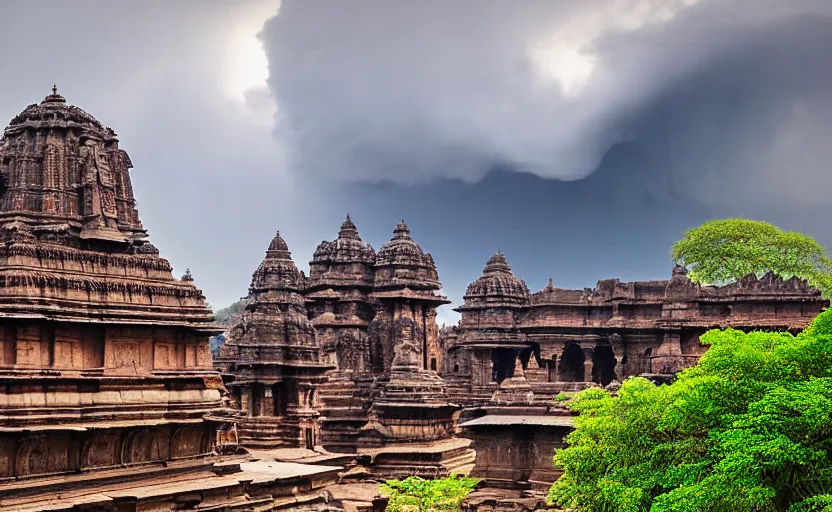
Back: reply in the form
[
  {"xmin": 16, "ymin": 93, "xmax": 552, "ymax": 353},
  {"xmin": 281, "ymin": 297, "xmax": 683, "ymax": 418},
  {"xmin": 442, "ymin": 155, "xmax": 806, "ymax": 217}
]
[{"xmin": 2, "ymin": 0, "xmax": 831, "ymax": 325}]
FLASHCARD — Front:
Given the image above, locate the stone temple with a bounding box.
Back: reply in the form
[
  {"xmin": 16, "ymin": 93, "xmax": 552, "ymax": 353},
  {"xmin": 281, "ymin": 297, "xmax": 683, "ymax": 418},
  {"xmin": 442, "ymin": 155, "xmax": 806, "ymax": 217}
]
[
  {"xmin": 218, "ymin": 218, "xmax": 475, "ymax": 478},
  {"xmin": 0, "ymin": 88, "xmax": 828, "ymax": 511},
  {"xmin": 0, "ymin": 89, "xmax": 384, "ymax": 512},
  {"xmin": 442, "ymin": 251, "xmax": 827, "ymax": 407}
]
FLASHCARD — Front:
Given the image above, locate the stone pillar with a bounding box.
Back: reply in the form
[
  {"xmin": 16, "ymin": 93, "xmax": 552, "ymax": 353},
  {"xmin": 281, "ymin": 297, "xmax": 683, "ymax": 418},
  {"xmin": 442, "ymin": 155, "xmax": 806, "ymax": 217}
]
[
  {"xmin": 610, "ymin": 334, "xmax": 625, "ymax": 380},
  {"xmin": 582, "ymin": 347, "xmax": 594, "ymax": 383},
  {"xmin": 551, "ymin": 347, "xmax": 564, "ymax": 383},
  {"xmin": 239, "ymin": 385, "xmax": 251, "ymax": 417}
]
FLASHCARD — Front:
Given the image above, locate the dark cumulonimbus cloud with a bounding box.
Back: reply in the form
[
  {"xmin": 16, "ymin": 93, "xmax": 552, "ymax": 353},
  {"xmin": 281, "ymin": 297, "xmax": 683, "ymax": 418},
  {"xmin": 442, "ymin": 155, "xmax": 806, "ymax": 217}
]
[{"xmin": 262, "ymin": 0, "xmax": 832, "ymax": 200}]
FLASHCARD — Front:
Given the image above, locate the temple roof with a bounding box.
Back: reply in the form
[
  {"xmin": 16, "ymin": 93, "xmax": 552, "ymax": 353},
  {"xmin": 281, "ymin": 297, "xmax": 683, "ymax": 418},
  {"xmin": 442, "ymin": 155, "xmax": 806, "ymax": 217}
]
[
  {"xmin": 250, "ymin": 231, "xmax": 305, "ymax": 295},
  {"xmin": 338, "ymin": 214, "xmax": 360, "ymax": 241},
  {"xmin": 374, "ymin": 220, "xmax": 446, "ymax": 299},
  {"xmin": 4, "ymin": 85, "xmax": 109, "ymax": 138},
  {"xmin": 0, "ymin": 89, "xmax": 215, "ymax": 330},
  {"xmin": 308, "ymin": 215, "xmax": 376, "ymax": 292},
  {"xmin": 458, "ymin": 251, "xmax": 530, "ymax": 310},
  {"xmin": 222, "ymin": 230, "xmax": 322, "ymax": 358},
  {"xmin": 310, "ymin": 215, "xmax": 375, "ymax": 266}
]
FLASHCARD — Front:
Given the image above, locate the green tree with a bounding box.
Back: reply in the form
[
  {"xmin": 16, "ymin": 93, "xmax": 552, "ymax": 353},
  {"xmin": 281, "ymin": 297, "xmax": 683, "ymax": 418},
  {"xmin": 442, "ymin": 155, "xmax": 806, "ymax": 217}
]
[
  {"xmin": 671, "ymin": 218, "xmax": 832, "ymax": 297},
  {"xmin": 379, "ymin": 475, "xmax": 480, "ymax": 512},
  {"xmin": 548, "ymin": 308, "xmax": 832, "ymax": 512}
]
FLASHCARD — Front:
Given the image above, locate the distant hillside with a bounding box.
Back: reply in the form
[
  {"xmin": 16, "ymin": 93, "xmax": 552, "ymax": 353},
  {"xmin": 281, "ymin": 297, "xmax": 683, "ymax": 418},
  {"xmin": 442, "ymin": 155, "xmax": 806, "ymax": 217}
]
[{"xmin": 213, "ymin": 298, "xmax": 248, "ymax": 328}]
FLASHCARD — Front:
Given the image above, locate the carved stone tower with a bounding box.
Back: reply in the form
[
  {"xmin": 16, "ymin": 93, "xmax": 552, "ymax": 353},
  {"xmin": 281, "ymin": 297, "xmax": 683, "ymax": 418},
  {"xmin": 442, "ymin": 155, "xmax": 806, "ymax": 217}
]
[
  {"xmin": 369, "ymin": 220, "xmax": 449, "ymax": 374},
  {"xmin": 0, "ymin": 88, "xmax": 237, "ymax": 510},
  {"xmin": 306, "ymin": 215, "xmax": 377, "ymax": 452},
  {"xmin": 216, "ymin": 232, "xmax": 332, "ymax": 449},
  {"xmin": 352, "ymin": 221, "xmax": 474, "ymax": 478}
]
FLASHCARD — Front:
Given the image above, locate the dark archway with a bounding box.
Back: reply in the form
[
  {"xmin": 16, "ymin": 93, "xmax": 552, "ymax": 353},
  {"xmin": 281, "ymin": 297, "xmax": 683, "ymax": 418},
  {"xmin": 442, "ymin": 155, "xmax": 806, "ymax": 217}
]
[
  {"xmin": 272, "ymin": 383, "xmax": 288, "ymax": 416},
  {"xmin": 492, "ymin": 348, "xmax": 516, "ymax": 383},
  {"xmin": 250, "ymin": 383, "xmax": 264, "ymax": 417},
  {"xmin": 558, "ymin": 344, "xmax": 585, "ymax": 382},
  {"xmin": 430, "ymin": 357, "xmax": 437, "ymax": 371},
  {"xmin": 643, "ymin": 348, "xmax": 653, "ymax": 374},
  {"xmin": 592, "ymin": 345, "xmax": 617, "ymax": 386}
]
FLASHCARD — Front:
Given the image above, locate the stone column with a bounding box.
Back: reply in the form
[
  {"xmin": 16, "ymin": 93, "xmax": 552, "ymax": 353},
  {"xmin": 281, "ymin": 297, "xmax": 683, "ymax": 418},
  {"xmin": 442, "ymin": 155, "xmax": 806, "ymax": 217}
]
[
  {"xmin": 610, "ymin": 334, "xmax": 625, "ymax": 380},
  {"xmin": 239, "ymin": 385, "xmax": 251, "ymax": 417},
  {"xmin": 550, "ymin": 346, "xmax": 564, "ymax": 383},
  {"xmin": 582, "ymin": 347, "xmax": 594, "ymax": 383}
]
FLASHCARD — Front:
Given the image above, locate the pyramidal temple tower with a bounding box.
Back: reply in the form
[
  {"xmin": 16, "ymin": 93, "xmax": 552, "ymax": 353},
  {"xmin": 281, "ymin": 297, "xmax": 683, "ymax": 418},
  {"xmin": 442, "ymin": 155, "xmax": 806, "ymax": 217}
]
[
  {"xmin": 216, "ymin": 231, "xmax": 333, "ymax": 449},
  {"xmin": 0, "ymin": 88, "xmax": 260, "ymax": 509},
  {"xmin": 351, "ymin": 221, "xmax": 474, "ymax": 478}
]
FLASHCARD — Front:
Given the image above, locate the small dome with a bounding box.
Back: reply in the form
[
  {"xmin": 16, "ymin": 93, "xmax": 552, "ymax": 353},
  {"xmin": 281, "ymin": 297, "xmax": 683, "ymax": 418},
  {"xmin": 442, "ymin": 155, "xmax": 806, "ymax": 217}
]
[
  {"xmin": 266, "ymin": 231, "xmax": 291, "ymax": 258},
  {"xmin": 376, "ymin": 220, "xmax": 426, "ymax": 262},
  {"xmin": 311, "ymin": 215, "xmax": 375, "ymax": 265},
  {"xmin": 252, "ymin": 231, "xmax": 305, "ymax": 295},
  {"xmin": 338, "ymin": 214, "xmax": 361, "ymax": 241},
  {"xmin": 375, "ymin": 220, "xmax": 442, "ymax": 292},
  {"xmin": 308, "ymin": 215, "xmax": 376, "ymax": 289},
  {"xmin": 463, "ymin": 251, "xmax": 530, "ymax": 307},
  {"xmin": 5, "ymin": 85, "xmax": 108, "ymax": 139},
  {"xmin": 483, "ymin": 251, "xmax": 512, "ymax": 275}
]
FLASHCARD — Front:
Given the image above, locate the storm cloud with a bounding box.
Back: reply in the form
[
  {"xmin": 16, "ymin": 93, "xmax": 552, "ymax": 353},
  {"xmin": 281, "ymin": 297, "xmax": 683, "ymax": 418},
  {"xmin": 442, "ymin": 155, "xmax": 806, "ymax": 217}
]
[
  {"xmin": 2, "ymin": 0, "xmax": 832, "ymax": 324},
  {"xmin": 263, "ymin": 0, "xmax": 832, "ymax": 199}
]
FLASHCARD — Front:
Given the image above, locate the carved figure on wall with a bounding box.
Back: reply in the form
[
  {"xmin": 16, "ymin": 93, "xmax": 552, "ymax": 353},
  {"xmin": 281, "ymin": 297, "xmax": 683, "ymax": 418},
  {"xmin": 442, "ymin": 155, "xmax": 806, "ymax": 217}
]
[
  {"xmin": 78, "ymin": 138, "xmax": 121, "ymax": 239},
  {"xmin": 392, "ymin": 340, "xmax": 420, "ymax": 368}
]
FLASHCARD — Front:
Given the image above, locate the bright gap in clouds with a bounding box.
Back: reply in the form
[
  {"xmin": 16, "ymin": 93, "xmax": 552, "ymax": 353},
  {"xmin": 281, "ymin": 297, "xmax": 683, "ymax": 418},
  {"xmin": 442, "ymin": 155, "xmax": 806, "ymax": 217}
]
[{"xmin": 222, "ymin": 0, "xmax": 281, "ymax": 103}]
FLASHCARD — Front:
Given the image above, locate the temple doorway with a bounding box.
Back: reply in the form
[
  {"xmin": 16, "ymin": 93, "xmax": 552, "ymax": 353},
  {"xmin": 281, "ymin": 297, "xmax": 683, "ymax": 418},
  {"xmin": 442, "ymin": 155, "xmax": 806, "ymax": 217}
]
[
  {"xmin": 592, "ymin": 345, "xmax": 617, "ymax": 386},
  {"xmin": 491, "ymin": 348, "xmax": 517, "ymax": 383},
  {"xmin": 250, "ymin": 384, "xmax": 264, "ymax": 417},
  {"xmin": 305, "ymin": 428, "xmax": 314, "ymax": 450},
  {"xmin": 272, "ymin": 383, "xmax": 288, "ymax": 416},
  {"xmin": 643, "ymin": 348, "xmax": 653, "ymax": 374},
  {"xmin": 558, "ymin": 344, "xmax": 585, "ymax": 382}
]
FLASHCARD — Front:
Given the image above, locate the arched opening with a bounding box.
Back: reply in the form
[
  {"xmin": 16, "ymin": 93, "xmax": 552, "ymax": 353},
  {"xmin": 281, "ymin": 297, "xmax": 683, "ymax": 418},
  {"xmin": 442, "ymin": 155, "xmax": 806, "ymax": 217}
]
[
  {"xmin": 491, "ymin": 348, "xmax": 516, "ymax": 383},
  {"xmin": 558, "ymin": 344, "xmax": 585, "ymax": 382},
  {"xmin": 592, "ymin": 345, "xmax": 617, "ymax": 386},
  {"xmin": 430, "ymin": 357, "xmax": 437, "ymax": 371},
  {"xmin": 547, "ymin": 356, "xmax": 557, "ymax": 382},
  {"xmin": 453, "ymin": 363, "xmax": 460, "ymax": 373},
  {"xmin": 250, "ymin": 384, "xmax": 264, "ymax": 417},
  {"xmin": 643, "ymin": 348, "xmax": 653, "ymax": 374},
  {"xmin": 272, "ymin": 383, "xmax": 288, "ymax": 416}
]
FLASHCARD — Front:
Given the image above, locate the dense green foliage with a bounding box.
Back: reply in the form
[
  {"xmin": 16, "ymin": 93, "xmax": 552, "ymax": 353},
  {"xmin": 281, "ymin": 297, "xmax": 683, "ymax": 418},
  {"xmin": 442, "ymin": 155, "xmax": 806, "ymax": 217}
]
[
  {"xmin": 379, "ymin": 475, "xmax": 480, "ymax": 512},
  {"xmin": 213, "ymin": 298, "xmax": 248, "ymax": 327},
  {"xmin": 671, "ymin": 218, "xmax": 832, "ymax": 297},
  {"xmin": 548, "ymin": 308, "xmax": 832, "ymax": 512}
]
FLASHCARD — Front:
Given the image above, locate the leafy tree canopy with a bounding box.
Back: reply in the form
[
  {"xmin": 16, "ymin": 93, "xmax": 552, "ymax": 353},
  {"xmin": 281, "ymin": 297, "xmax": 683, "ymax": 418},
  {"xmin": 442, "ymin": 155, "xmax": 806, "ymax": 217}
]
[
  {"xmin": 671, "ymin": 218, "xmax": 832, "ymax": 296},
  {"xmin": 379, "ymin": 475, "xmax": 480, "ymax": 512},
  {"xmin": 548, "ymin": 308, "xmax": 832, "ymax": 512}
]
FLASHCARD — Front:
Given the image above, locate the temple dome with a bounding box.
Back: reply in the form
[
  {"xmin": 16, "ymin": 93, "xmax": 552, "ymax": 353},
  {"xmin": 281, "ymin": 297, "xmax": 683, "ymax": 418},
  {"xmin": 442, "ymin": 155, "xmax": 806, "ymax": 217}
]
[
  {"xmin": 5, "ymin": 86, "xmax": 110, "ymax": 139},
  {"xmin": 463, "ymin": 251, "xmax": 530, "ymax": 308},
  {"xmin": 308, "ymin": 215, "xmax": 376, "ymax": 291},
  {"xmin": 374, "ymin": 220, "xmax": 442, "ymax": 292},
  {"xmin": 266, "ymin": 230, "xmax": 291, "ymax": 257},
  {"xmin": 0, "ymin": 86, "xmax": 145, "ymax": 244},
  {"xmin": 224, "ymin": 230, "xmax": 319, "ymax": 355},
  {"xmin": 376, "ymin": 220, "xmax": 430, "ymax": 266},
  {"xmin": 310, "ymin": 215, "xmax": 375, "ymax": 266},
  {"xmin": 250, "ymin": 231, "xmax": 306, "ymax": 296}
]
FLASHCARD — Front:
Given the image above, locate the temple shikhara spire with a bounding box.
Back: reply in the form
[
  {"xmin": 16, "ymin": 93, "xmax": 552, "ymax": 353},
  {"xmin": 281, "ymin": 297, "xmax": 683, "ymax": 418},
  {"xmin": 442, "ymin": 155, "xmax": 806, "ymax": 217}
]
[
  {"xmin": 1, "ymin": 88, "xmax": 829, "ymax": 512},
  {"xmin": 0, "ymin": 89, "xmax": 349, "ymax": 512}
]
